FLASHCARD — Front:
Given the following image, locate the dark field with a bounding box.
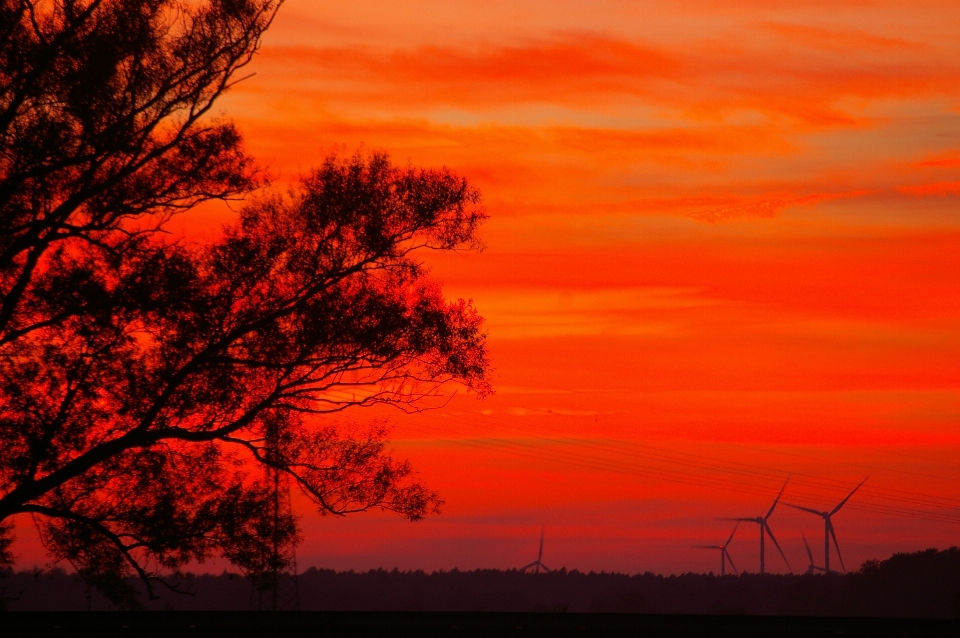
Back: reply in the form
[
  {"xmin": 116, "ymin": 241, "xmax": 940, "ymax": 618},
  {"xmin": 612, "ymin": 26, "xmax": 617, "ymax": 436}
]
[{"xmin": 3, "ymin": 611, "xmax": 959, "ymax": 638}]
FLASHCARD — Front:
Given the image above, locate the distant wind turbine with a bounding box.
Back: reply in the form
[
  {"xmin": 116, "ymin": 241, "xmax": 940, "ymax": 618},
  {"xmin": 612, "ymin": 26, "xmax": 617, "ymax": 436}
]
[
  {"xmin": 801, "ymin": 532, "xmax": 827, "ymax": 575},
  {"xmin": 521, "ymin": 527, "xmax": 553, "ymax": 574},
  {"xmin": 722, "ymin": 479, "xmax": 792, "ymax": 574},
  {"xmin": 693, "ymin": 522, "xmax": 740, "ymax": 576},
  {"xmin": 786, "ymin": 477, "xmax": 867, "ymax": 574}
]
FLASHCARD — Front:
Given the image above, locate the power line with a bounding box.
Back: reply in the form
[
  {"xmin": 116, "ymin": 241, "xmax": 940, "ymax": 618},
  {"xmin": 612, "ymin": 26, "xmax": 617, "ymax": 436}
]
[
  {"xmin": 394, "ymin": 412, "xmax": 960, "ymax": 526},
  {"xmin": 470, "ymin": 407, "xmax": 960, "ymax": 493},
  {"xmin": 426, "ymin": 409, "xmax": 960, "ymax": 502}
]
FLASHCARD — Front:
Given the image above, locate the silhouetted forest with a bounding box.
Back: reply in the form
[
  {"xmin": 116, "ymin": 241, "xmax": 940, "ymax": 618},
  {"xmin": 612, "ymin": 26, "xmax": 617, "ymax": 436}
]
[{"xmin": 4, "ymin": 547, "xmax": 959, "ymax": 618}]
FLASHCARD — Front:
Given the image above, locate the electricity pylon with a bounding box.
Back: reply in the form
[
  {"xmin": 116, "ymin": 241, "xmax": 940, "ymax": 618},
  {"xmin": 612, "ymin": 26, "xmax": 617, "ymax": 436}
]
[{"xmin": 251, "ymin": 422, "xmax": 300, "ymax": 611}]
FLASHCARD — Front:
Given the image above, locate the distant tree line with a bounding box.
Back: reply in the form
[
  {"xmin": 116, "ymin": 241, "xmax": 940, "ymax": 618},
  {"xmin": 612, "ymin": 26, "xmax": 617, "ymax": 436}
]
[{"xmin": 5, "ymin": 547, "xmax": 959, "ymax": 618}]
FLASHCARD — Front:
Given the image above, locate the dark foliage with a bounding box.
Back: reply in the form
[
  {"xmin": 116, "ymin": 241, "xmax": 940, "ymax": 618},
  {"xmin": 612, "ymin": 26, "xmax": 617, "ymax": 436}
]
[
  {"xmin": 844, "ymin": 547, "xmax": 960, "ymax": 618},
  {"xmin": 0, "ymin": 1, "xmax": 490, "ymax": 608}
]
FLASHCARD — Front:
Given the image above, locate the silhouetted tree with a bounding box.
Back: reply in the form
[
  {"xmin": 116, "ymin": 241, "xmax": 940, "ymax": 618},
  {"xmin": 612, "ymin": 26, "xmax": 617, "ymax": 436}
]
[{"xmin": 0, "ymin": 1, "xmax": 489, "ymax": 606}]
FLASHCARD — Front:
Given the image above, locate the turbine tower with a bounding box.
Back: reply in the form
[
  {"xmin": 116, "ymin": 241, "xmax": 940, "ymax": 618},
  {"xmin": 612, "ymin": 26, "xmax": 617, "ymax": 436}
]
[
  {"xmin": 722, "ymin": 479, "xmax": 792, "ymax": 575},
  {"xmin": 693, "ymin": 522, "xmax": 740, "ymax": 576},
  {"xmin": 786, "ymin": 477, "xmax": 867, "ymax": 574},
  {"xmin": 801, "ymin": 532, "xmax": 826, "ymax": 575},
  {"xmin": 521, "ymin": 527, "xmax": 553, "ymax": 574}
]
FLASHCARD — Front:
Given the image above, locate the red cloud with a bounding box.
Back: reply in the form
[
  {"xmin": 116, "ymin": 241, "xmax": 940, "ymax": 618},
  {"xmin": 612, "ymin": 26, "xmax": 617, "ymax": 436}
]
[{"xmin": 249, "ymin": 30, "xmax": 960, "ymax": 128}]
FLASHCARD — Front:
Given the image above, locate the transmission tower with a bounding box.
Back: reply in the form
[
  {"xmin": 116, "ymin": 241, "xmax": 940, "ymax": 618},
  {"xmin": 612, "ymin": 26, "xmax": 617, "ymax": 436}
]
[{"xmin": 250, "ymin": 421, "xmax": 300, "ymax": 611}]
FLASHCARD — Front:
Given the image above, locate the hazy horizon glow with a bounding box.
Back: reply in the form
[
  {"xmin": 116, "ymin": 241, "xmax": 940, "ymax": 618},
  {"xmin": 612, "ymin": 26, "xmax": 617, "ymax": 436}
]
[{"xmin": 13, "ymin": 0, "xmax": 960, "ymax": 576}]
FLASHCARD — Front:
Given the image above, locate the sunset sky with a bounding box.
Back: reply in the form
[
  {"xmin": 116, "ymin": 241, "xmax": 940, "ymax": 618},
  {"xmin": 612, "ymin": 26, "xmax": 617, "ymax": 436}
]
[{"xmin": 18, "ymin": 0, "xmax": 960, "ymax": 576}]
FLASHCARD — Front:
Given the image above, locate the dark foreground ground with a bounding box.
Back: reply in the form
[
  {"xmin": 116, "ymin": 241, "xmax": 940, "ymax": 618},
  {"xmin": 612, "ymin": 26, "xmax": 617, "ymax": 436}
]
[{"xmin": 3, "ymin": 611, "xmax": 959, "ymax": 638}]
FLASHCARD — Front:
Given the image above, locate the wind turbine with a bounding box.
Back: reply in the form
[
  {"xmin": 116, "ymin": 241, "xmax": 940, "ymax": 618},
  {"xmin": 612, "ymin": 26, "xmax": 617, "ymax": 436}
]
[
  {"xmin": 786, "ymin": 477, "xmax": 867, "ymax": 574},
  {"xmin": 693, "ymin": 522, "xmax": 740, "ymax": 576},
  {"xmin": 722, "ymin": 479, "xmax": 792, "ymax": 574},
  {"xmin": 521, "ymin": 527, "xmax": 553, "ymax": 574},
  {"xmin": 801, "ymin": 532, "xmax": 826, "ymax": 575}
]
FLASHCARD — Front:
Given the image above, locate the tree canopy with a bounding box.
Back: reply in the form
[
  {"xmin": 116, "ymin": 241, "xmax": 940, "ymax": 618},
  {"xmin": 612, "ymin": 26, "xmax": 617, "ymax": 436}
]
[{"xmin": 0, "ymin": 0, "xmax": 490, "ymax": 605}]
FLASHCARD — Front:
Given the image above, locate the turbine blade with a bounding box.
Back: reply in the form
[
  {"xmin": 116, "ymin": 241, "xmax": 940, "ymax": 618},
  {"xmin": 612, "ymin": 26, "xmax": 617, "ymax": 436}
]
[
  {"xmin": 764, "ymin": 522, "xmax": 792, "ymax": 573},
  {"xmin": 828, "ymin": 520, "xmax": 846, "ymax": 572},
  {"xmin": 724, "ymin": 521, "xmax": 740, "ymax": 547},
  {"xmin": 766, "ymin": 478, "xmax": 789, "ymax": 519},
  {"xmin": 521, "ymin": 562, "xmax": 537, "ymax": 571},
  {"xmin": 538, "ymin": 527, "xmax": 544, "ymax": 562},
  {"xmin": 831, "ymin": 477, "xmax": 868, "ymax": 516},
  {"xmin": 719, "ymin": 517, "xmax": 757, "ymax": 523},
  {"xmin": 724, "ymin": 549, "xmax": 739, "ymax": 575},
  {"xmin": 785, "ymin": 503, "xmax": 824, "ymax": 517},
  {"xmin": 540, "ymin": 562, "xmax": 551, "ymax": 573},
  {"xmin": 801, "ymin": 532, "xmax": 814, "ymax": 564}
]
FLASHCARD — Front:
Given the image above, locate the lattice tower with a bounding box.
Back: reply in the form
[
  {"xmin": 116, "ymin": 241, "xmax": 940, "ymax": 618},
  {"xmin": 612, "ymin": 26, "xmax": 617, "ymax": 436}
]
[{"xmin": 250, "ymin": 422, "xmax": 300, "ymax": 611}]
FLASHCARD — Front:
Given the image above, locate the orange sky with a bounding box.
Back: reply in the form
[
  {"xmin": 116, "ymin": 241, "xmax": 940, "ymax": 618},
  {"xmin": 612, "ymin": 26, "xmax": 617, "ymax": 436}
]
[{"xmin": 17, "ymin": 0, "xmax": 960, "ymax": 576}]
